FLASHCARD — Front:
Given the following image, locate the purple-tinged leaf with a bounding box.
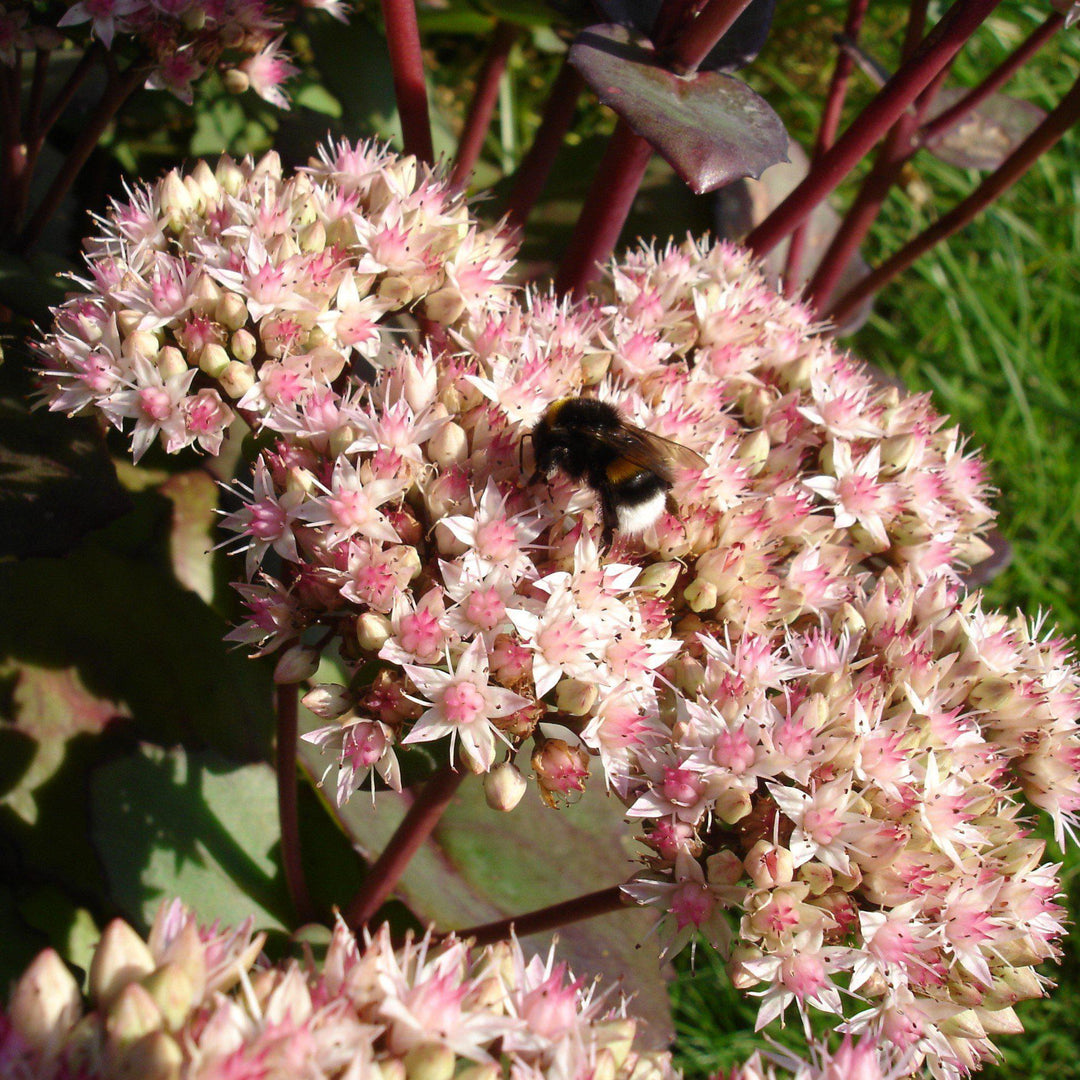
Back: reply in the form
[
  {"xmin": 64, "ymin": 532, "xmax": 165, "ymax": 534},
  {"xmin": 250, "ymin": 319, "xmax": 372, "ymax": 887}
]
[
  {"xmin": 922, "ymin": 90, "xmax": 1047, "ymax": 171},
  {"xmin": 570, "ymin": 23, "xmax": 788, "ymax": 194},
  {"xmin": 301, "ymin": 738, "xmax": 673, "ymax": 1047}
]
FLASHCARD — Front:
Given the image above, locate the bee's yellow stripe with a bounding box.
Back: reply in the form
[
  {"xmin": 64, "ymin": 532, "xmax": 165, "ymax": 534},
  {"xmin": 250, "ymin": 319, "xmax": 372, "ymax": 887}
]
[{"xmin": 606, "ymin": 457, "xmax": 644, "ymax": 483}]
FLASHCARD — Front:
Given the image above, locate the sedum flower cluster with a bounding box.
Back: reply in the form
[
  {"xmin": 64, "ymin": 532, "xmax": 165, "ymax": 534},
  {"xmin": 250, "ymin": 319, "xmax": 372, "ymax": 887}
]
[
  {"xmin": 39, "ymin": 141, "xmax": 516, "ymax": 462},
  {"xmin": 1, "ymin": 0, "xmax": 349, "ymax": 103},
  {"xmin": 37, "ymin": 145, "xmax": 1080, "ymax": 1079},
  {"xmin": 0, "ymin": 901, "xmax": 673, "ymax": 1080}
]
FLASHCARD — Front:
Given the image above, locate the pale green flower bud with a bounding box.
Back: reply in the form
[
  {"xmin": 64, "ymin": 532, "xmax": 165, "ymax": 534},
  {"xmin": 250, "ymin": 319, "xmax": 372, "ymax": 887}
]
[
  {"xmin": 9, "ymin": 948, "xmax": 82, "ymax": 1053},
  {"xmin": 190, "ymin": 160, "xmax": 219, "ymax": 203},
  {"xmin": 555, "ymin": 678, "xmax": 598, "ymax": 716},
  {"xmin": 977, "ymin": 1005, "xmax": 1023, "ymax": 1035},
  {"xmin": 404, "ymin": 1044, "xmax": 456, "ymax": 1080},
  {"xmin": 379, "ymin": 276, "xmax": 414, "ymax": 306},
  {"xmin": 356, "ymin": 612, "xmax": 392, "ymax": 653},
  {"xmin": 215, "ymin": 156, "xmax": 245, "ymax": 196},
  {"xmin": 218, "ymin": 361, "xmax": 256, "ymax": 399},
  {"xmin": 483, "ymin": 762, "xmax": 527, "ymax": 812},
  {"xmin": 114, "ymin": 1030, "xmax": 183, "ymax": 1080},
  {"xmin": 157, "ymin": 346, "xmax": 187, "ymax": 380},
  {"xmin": 715, "ymin": 786, "xmax": 751, "ymax": 824},
  {"xmin": 198, "ymin": 343, "xmax": 231, "ymax": 380},
  {"xmin": 90, "ymin": 920, "xmax": 156, "ymax": 1008},
  {"xmin": 799, "ymin": 861, "xmax": 833, "ymax": 895},
  {"xmin": 745, "ymin": 840, "xmax": 794, "ymax": 888},
  {"xmin": 140, "ymin": 964, "xmax": 194, "ymax": 1033},
  {"xmin": 423, "ymin": 287, "xmax": 465, "ymax": 325},
  {"xmin": 122, "ymin": 330, "xmax": 159, "ymax": 362},
  {"xmin": 580, "ymin": 349, "xmax": 611, "ymax": 385},
  {"xmin": 300, "ymin": 220, "xmax": 327, "ymax": 253},
  {"xmin": 706, "ymin": 849, "xmax": 743, "ymax": 886},
  {"xmin": 456, "ymin": 1065, "xmax": 500, "ymax": 1080},
  {"xmin": 215, "ymin": 292, "xmax": 249, "ymax": 331},
  {"xmin": 116, "ymin": 309, "xmax": 144, "ymax": 337},
  {"xmin": 735, "ymin": 428, "xmax": 771, "ymax": 475},
  {"xmin": 230, "ymin": 329, "xmax": 257, "ymax": 364},
  {"xmin": 938, "ymin": 1009, "xmax": 986, "ymax": 1040},
  {"xmin": 636, "ymin": 560, "xmax": 680, "ymax": 596},
  {"xmin": 684, "ymin": 577, "xmax": 718, "ymax": 613},
  {"xmin": 105, "ymin": 982, "xmax": 163, "ymax": 1046},
  {"xmin": 727, "ymin": 944, "xmax": 763, "ymax": 990}
]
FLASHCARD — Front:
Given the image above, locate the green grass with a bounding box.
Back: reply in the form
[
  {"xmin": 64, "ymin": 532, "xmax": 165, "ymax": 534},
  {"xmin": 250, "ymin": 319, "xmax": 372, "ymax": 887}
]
[{"xmin": 668, "ymin": 4, "xmax": 1080, "ymax": 1077}]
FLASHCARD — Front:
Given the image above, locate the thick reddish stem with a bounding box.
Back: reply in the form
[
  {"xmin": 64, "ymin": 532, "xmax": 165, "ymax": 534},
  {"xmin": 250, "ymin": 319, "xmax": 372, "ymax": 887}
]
[
  {"xmin": 17, "ymin": 64, "xmax": 144, "ymax": 253},
  {"xmin": 804, "ymin": 110, "xmax": 919, "ymax": 312},
  {"xmin": 451, "ymin": 22, "xmax": 520, "ymax": 190},
  {"xmin": 826, "ymin": 71, "xmax": 1080, "ymax": 326},
  {"xmin": 32, "ymin": 42, "xmax": 103, "ymax": 153},
  {"xmin": 454, "ymin": 886, "xmax": 628, "ymax": 946},
  {"xmin": 746, "ymin": 0, "xmax": 1005, "ymax": 258},
  {"xmin": 666, "ymin": 0, "xmax": 756, "ymax": 74},
  {"xmin": 553, "ymin": 119, "xmax": 653, "ymax": 298},
  {"xmin": 784, "ymin": 0, "xmax": 871, "ymax": 292},
  {"xmin": 343, "ymin": 764, "xmax": 467, "ymax": 929},
  {"xmin": 381, "ymin": 0, "xmax": 434, "ymax": 164},
  {"xmin": 920, "ymin": 11, "xmax": 1065, "ymax": 144},
  {"xmin": 276, "ymin": 682, "xmax": 316, "ymax": 924},
  {"xmin": 504, "ymin": 61, "xmax": 585, "ymax": 230}
]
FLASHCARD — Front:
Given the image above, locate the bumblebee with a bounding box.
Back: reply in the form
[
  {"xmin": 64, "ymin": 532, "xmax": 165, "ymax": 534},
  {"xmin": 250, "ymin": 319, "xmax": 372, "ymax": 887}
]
[{"xmin": 528, "ymin": 397, "xmax": 705, "ymax": 548}]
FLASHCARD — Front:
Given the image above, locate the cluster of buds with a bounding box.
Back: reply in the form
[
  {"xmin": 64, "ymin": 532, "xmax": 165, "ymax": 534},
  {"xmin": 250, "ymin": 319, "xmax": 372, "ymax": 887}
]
[
  {"xmin": 0, "ymin": 901, "xmax": 674, "ymax": 1080},
  {"xmin": 2, "ymin": 1, "xmax": 348, "ymax": 104},
  {"xmin": 38, "ymin": 141, "xmax": 516, "ymax": 461}
]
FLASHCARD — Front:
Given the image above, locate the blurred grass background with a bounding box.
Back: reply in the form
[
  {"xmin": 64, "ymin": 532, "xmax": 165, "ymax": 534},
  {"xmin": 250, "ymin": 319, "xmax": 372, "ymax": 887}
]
[{"xmin": 670, "ymin": 3, "xmax": 1080, "ymax": 1077}]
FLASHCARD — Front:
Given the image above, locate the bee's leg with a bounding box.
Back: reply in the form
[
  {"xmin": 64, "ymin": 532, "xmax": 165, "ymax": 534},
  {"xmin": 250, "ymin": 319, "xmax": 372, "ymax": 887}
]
[
  {"xmin": 664, "ymin": 490, "xmax": 678, "ymax": 517},
  {"xmin": 598, "ymin": 493, "xmax": 619, "ymax": 552}
]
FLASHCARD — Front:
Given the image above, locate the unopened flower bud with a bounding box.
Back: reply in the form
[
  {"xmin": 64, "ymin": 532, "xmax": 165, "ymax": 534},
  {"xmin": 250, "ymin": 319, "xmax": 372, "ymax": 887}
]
[
  {"xmin": 8, "ymin": 949, "xmax": 82, "ymax": 1053},
  {"xmin": 140, "ymin": 964, "xmax": 194, "ymax": 1033},
  {"xmin": 426, "ymin": 421, "xmax": 468, "ymax": 467},
  {"xmin": 190, "ymin": 160, "xmax": 219, "ymax": 203},
  {"xmin": 832, "ymin": 602, "xmax": 865, "ymax": 636},
  {"xmin": 735, "ymin": 429, "xmax": 771, "ymax": 474},
  {"xmin": 532, "ymin": 738, "xmax": 590, "ymax": 805},
  {"xmin": 215, "ymin": 292, "xmax": 249, "ymax": 331},
  {"xmin": 580, "ymin": 349, "xmax": 611, "ymax": 385},
  {"xmin": 798, "ymin": 861, "xmax": 834, "ymax": 895},
  {"xmin": 299, "ymin": 220, "xmax": 326, "ymax": 253},
  {"xmin": 157, "ymin": 346, "xmax": 187, "ymax": 380},
  {"xmin": 379, "ymin": 276, "xmax": 414, "ymax": 306},
  {"xmin": 483, "ymin": 762, "xmax": 528, "ymax": 811},
  {"xmin": 160, "ymin": 170, "xmax": 194, "ymax": 231},
  {"xmin": 302, "ymin": 683, "xmax": 351, "ymax": 720},
  {"xmin": 404, "ymin": 1044, "xmax": 456, "ymax": 1080},
  {"xmin": 106, "ymin": 982, "xmax": 163, "ymax": 1046},
  {"xmin": 230, "ymin": 328, "xmax": 258, "ymax": 364},
  {"xmin": 636, "ymin": 560, "xmax": 680, "ymax": 596},
  {"xmin": 423, "ymin": 287, "xmax": 465, "ymax": 325},
  {"xmin": 977, "ymin": 1004, "xmax": 1023, "ymax": 1035},
  {"xmin": 115, "ymin": 1030, "xmax": 183, "ymax": 1080},
  {"xmin": 555, "ymin": 678, "xmax": 598, "ymax": 716},
  {"xmin": 356, "ymin": 612, "xmax": 392, "ymax": 653},
  {"xmin": 706, "ymin": 849, "xmax": 743, "ymax": 886},
  {"xmin": 198, "ymin": 343, "xmax": 231, "ymax": 379},
  {"xmin": 684, "ymin": 577, "xmax": 718, "ymax": 613},
  {"xmin": 727, "ymin": 944, "xmax": 764, "ymax": 990},
  {"xmin": 252, "ymin": 150, "xmax": 282, "ymax": 182},
  {"xmin": 939, "ymin": 1009, "xmax": 986, "ymax": 1040},
  {"xmin": 122, "ymin": 330, "xmax": 159, "ymax": 361},
  {"xmin": 117, "ymin": 309, "xmax": 144, "ymax": 337},
  {"xmin": 273, "ymin": 644, "xmax": 320, "ymax": 684},
  {"xmin": 215, "ymin": 156, "xmax": 245, "ymax": 196},
  {"xmin": 456, "ymin": 1065, "xmax": 501, "ymax": 1080},
  {"xmin": 745, "ymin": 840, "xmax": 794, "ymax": 888},
  {"xmin": 90, "ymin": 920, "xmax": 156, "ymax": 1008},
  {"xmin": 715, "ymin": 785, "xmax": 752, "ymax": 824},
  {"xmin": 223, "ymin": 67, "xmax": 251, "ymax": 94},
  {"xmin": 218, "ymin": 361, "xmax": 256, "ymax": 399}
]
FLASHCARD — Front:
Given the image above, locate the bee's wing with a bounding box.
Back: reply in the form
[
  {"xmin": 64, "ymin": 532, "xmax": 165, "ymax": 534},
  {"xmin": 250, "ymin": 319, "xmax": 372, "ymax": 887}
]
[{"xmin": 602, "ymin": 424, "xmax": 707, "ymax": 480}]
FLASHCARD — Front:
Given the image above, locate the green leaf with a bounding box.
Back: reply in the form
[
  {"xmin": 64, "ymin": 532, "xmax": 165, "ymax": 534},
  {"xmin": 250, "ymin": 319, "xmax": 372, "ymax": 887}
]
[
  {"xmin": 294, "ymin": 82, "xmax": 344, "ymax": 118},
  {"xmin": 160, "ymin": 470, "xmax": 220, "ymax": 606},
  {"xmin": 90, "ymin": 744, "xmax": 290, "ymax": 932},
  {"xmin": 190, "ymin": 97, "xmax": 248, "ymax": 156}
]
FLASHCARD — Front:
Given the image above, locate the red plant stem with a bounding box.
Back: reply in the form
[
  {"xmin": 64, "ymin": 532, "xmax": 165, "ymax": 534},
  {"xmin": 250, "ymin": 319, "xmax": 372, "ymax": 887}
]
[
  {"xmin": 826, "ymin": 70, "xmax": 1080, "ymax": 326},
  {"xmin": 746, "ymin": 0, "xmax": 1005, "ymax": 258},
  {"xmin": 920, "ymin": 10, "xmax": 1065, "ymax": 144},
  {"xmin": 343, "ymin": 764, "xmax": 467, "ymax": 929},
  {"xmin": 666, "ymin": 0, "xmax": 756, "ymax": 74},
  {"xmin": 33, "ymin": 43, "xmax": 103, "ymax": 152},
  {"xmin": 276, "ymin": 682, "xmax": 315, "ymax": 924},
  {"xmin": 451, "ymin": 22, "xmax": 519, "ymax": 189},
  {"xmin": 381, "ymin": 0, "xmax": 434, "ymax": 164},
  {"xmin": 26, "ymin": 49, "xmax": 50, "ymax": 143},
  {"xmin": 454, "ymin": 885, "xmax": 628, "ymax": 946},
  {"xmin": 553, "ymin": 118, "xmax": 653, "ymax": 298},
  {"xmin": 504, "ymin": 60, "xmax": 585, "ymax": 230},
  {"xmin": 17, "ymin": 63, "xmax": 144, "ymax": 253},
  {"xmin": 900, "ymin": 0, "xmax": 930, "ymax": 62},
  {"xmin": 784, "ymin": 0, "xmax": 871, "ymax": 292}
]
